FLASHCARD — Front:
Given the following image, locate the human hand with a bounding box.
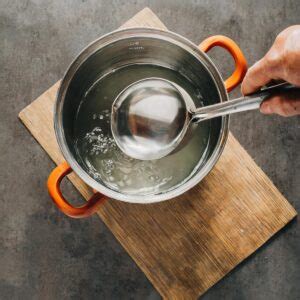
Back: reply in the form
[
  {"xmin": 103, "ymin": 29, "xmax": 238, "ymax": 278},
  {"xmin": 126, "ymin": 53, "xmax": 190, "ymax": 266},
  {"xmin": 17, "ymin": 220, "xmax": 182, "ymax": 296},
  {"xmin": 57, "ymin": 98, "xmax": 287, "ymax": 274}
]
[{"xmin": 241, "ymin": 25, "xmax": 300, "ymax": 116}]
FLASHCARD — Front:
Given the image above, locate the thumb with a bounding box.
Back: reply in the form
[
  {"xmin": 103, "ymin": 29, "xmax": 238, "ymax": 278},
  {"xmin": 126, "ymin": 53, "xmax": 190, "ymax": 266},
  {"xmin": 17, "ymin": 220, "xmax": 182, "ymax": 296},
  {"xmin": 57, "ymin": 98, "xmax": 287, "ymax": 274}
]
[{"xmin": 241, "ymin": 59, "xmax": 273, "ymax": 95}]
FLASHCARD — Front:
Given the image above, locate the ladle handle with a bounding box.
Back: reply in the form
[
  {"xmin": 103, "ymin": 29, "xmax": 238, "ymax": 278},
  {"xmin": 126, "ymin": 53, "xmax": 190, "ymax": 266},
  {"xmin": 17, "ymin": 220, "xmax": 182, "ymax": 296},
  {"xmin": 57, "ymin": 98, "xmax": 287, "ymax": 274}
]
[{"xmin": 192, "ymin": 82, "xmax": 299, "ymax": 123}]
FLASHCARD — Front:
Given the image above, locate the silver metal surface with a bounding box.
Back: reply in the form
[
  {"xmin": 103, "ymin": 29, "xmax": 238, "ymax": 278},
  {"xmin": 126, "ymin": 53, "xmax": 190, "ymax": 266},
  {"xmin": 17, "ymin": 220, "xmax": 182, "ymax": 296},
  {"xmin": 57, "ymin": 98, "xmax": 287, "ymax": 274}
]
[
  {"xmin": 111, "ymin": 79, "xmax": 298, "ymax": 161},
  {"xmin": 193, "ymin": 82, "xmax": 298, "ymax": 123},
  {"xmin": 54, "ymin": 27, "xmax": 229, "ymax": 203},
  {"xmin": 111, "ymin": 78, "xmax": 191, "ymax": 160}
]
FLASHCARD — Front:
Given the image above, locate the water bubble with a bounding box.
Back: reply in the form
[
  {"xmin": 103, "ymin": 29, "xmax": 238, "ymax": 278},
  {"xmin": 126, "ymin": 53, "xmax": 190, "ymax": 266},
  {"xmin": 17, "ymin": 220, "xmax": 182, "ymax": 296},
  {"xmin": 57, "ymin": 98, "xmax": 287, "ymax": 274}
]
[
  {"xmin": 162, "ymin": 176, "xmax": 173, "ymax": 184},
  {"xmin": 119, "ymin": 181, "xmax": 125, "ymax": 187},
  {"xmin": 195, "ymin": 89, "xmax": 203, "ymax": 100},
  {"xmin": 125, "ymin": 179, "xmax": 132, "ymax": 185},
  {"xmin": 93, "ymin": 127, "xmax": 102, "ymax": 134}
]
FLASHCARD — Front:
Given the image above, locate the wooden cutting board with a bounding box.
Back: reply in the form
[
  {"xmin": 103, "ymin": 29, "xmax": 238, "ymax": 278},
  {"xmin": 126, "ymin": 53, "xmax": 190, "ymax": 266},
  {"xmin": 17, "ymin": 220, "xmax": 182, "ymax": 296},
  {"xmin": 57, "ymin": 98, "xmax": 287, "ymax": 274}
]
[{"xmin": 19, "ymin": 7, "xmax": 297, "ymax": 299}]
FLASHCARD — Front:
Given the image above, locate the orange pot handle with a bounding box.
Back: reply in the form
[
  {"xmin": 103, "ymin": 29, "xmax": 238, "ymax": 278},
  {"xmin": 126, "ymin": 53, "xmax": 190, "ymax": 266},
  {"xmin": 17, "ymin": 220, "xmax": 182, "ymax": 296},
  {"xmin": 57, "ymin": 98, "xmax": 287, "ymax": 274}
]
[
  {"xmin": 199, "ymin": 35, "xmax": 247, "ymax": 92},
  {"xmin": 47, "ymin": 162, "xmax": 106, "ymax": 218}
]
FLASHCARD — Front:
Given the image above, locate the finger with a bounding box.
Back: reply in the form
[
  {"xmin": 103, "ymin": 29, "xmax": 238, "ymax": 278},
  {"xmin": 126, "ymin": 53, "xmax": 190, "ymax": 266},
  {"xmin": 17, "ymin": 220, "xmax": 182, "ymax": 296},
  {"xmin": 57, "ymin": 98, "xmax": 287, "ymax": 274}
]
[
  {"xmin": 241, "ymin": 58, "xmax": 274, "ymax": 95},
  {"xmin": 260, "ymin": 94, "xmax": 300, "ymax": 116}
]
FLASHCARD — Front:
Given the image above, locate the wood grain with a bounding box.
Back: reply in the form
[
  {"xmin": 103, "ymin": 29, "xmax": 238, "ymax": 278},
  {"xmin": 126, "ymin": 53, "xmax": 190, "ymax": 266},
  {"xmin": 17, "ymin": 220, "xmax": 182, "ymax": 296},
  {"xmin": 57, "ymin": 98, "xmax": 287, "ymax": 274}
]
[{"xmin": 19, "ymin": 7, "xmax": 297, "ymax": 300}]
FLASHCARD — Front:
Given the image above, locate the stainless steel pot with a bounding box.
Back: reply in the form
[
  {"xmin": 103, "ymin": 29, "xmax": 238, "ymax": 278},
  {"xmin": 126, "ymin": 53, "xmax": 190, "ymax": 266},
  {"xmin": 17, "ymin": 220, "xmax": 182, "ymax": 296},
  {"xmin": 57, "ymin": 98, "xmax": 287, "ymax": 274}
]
[{"xmin": 47, "ymin": 28, "xmax": 247, "ymax": 218}]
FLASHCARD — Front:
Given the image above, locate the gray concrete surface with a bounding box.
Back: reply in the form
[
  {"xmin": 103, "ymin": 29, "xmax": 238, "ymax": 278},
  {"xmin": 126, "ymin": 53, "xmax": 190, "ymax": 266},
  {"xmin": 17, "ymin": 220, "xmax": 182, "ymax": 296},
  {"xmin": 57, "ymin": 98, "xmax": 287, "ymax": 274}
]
[{"xmin": 0, "ymin": 0, "xmax": 299, "ymax": 299}]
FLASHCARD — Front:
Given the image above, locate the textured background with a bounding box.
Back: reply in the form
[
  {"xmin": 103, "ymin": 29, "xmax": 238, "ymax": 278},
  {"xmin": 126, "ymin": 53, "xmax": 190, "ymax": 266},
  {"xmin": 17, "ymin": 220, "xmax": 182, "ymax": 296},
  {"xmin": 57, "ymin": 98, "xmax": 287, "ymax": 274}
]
[{"xmin": 0, "ymin": 0, "xmax": 299, "ymax": 299}]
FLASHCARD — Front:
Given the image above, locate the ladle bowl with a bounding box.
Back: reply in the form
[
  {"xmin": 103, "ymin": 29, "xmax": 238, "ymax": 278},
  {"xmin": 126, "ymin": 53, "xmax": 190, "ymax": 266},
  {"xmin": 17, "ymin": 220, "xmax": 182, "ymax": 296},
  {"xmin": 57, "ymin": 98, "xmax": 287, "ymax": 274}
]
[{"xmin": 112, "ymin": 78, "xmax": 297, "ymax": 160}]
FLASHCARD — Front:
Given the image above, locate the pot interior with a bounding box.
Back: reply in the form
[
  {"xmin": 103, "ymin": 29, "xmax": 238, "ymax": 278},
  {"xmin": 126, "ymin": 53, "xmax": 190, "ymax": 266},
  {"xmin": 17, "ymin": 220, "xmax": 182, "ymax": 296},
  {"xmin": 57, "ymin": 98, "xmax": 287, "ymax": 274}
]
[{"xmin": 59, "ymin": 31, "xmax": 225, "ymax": 201}]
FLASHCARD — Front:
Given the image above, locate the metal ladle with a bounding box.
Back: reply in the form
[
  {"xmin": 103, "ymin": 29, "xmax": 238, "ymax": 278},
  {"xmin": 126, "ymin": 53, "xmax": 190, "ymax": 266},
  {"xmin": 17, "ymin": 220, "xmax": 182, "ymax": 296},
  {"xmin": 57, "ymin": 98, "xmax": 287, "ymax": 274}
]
[{"xmin": 111, "ymin": 77, "xmax": 297, "ymax": 160}]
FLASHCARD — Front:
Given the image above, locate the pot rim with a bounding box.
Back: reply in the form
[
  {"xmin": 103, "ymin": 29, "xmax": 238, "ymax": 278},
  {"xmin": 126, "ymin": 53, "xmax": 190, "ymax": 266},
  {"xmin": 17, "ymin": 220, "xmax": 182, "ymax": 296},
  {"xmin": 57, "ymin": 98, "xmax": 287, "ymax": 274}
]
[{"xmin": 55, "ymin": 27, "xmax": 229, "ymax": 203}]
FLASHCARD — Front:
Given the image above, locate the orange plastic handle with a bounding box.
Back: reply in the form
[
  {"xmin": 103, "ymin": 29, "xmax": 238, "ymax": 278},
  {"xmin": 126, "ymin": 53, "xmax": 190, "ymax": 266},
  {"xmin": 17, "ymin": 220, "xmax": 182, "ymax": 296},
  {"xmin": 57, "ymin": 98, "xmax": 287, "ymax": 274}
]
[
  {"xmin": 199, "ymin": 35, "xmax": 247, "ymax": 92},
  {"xmin": 47, "ymin": 162, "xmax": 106, "ymax": 218}
]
